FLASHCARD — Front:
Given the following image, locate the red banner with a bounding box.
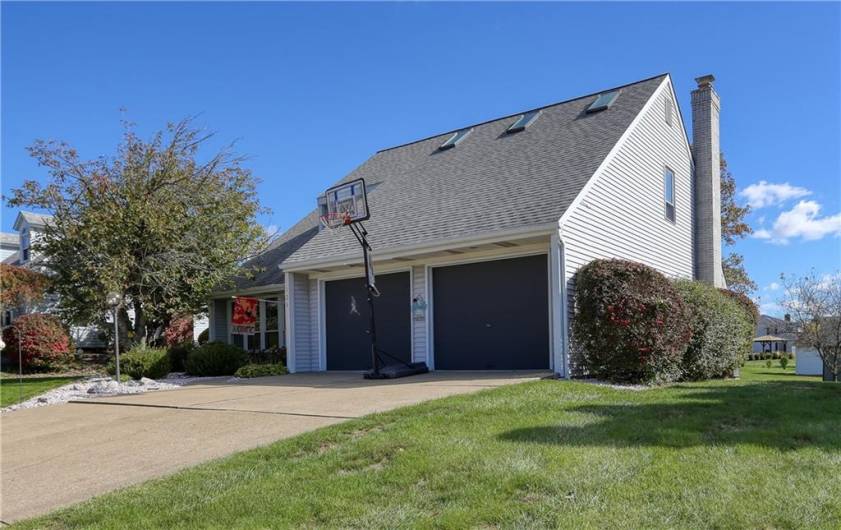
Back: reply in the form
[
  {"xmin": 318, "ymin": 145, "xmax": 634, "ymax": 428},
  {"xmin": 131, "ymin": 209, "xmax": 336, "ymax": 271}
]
[{"xmin": 231, "ymin": 297, "xmax": 258, "ymax": 335}]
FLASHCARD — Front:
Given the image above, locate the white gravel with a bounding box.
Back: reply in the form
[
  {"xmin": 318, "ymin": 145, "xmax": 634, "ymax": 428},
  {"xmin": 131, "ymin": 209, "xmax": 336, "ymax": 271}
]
[{"xmin": 1, "ymin": 373, "xmax": 235, "ymax": 414}]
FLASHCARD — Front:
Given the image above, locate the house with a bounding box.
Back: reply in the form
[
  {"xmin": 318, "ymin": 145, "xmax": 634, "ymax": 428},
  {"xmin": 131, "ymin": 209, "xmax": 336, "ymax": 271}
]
[
  {"xmin": 3, "ymin": 211, "xmax": 107, "ymax": 350},
  {"xmin": 1, "ymin": 232, "xmax": 19, "ymax": 265},
  {"xmin": 752, "ymin": 314, "xmax": 796, "ymax": 354},
  {"xmin": 210, "ymin": 73, "xmax": 726, "ymax": 377}
]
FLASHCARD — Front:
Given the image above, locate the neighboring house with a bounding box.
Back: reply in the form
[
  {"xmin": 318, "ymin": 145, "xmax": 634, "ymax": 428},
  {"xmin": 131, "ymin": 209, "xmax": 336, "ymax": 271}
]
[
  {"xmin": 753, "ymin": 314, "xmax": 797, "ymax": 354},
  {"xmin": 4, "ymin": 211, "xmax": 107, "ymax": 351},
  {"xmin": 209, "ymin": 73, "xmax": 726, "ymax": 377},
  {"xmin": 1, "ymin": 232, "xmax": 20, "ymax": 264}
]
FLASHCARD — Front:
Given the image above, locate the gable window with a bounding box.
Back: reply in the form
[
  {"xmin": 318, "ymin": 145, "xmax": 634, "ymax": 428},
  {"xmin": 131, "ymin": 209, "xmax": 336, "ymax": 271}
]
[
  {"xmin": 586, "ymin": 90, "xmax": 620, "ymax": 113},
  {"xmin": 663, "ymin": 167, "xmax": 676, "ymax": 223},
  {"xmin": 507, "ymin": 110, "xmax": 540, "ymax": 134},
  {"xmin": 665, "ymin": 98, "xmax": 673, "ymax": 126},
  {"xmin": 21, "ymin": 229, "xmax": 30, "ymax": 262},
  {"xmin": 438, "ymin": 128, "xmax": 472, "ymax": 150}
]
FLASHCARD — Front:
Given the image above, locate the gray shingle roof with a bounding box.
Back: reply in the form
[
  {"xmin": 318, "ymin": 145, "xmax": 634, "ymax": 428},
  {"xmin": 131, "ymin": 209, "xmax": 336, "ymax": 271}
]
[
  {"xmin": 282, "ymin": 74, "xmax": 667, "ymax": 267},
  {"xmin": 0, "ymin": 232, "xmax": 18, "ymax": 246},
  {"xmin": 14, "ymin": 211, "xmax": 53, "ymax": 230}
]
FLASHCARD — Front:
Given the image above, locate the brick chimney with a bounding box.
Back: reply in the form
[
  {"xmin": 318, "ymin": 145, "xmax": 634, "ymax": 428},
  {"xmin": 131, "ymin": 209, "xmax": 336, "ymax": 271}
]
[{"xmin": 691, "ymin": 74, "xmax": 725, "ymax": 287}]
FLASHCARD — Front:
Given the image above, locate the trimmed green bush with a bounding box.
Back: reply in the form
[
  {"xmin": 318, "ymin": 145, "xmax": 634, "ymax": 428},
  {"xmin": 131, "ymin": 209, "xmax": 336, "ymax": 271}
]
[
  {"xmin": 197, "ymin": 328, "xmax": 209, "ymax": 345},
  {"xmin": 107, "ymin": 345, "xmax": 171, "ymax": 380},
  {"xmin": 674, "ymin": 280, "xmax": 753, "ymax": 381},
  {"xmin": 167, "ymin": 343, "xmax": 193, "ymax": 372},
  {"xmin": 234, "ymin": 363, "xmax": 288, "ymax": 378},
  {"xmin": 719, "ymin": 289, "xmax": 760, "ymax": 327},
  {"xmin": 185, "ymin": 341, "xmax": 248, "ymax": 376},
  {"xmin": 572, "ymin": 260, "xmax": 691, "ymax": 384},
  {"xmin": 779, "ymin": 356, "xmax": 789, "ymax": 369}
]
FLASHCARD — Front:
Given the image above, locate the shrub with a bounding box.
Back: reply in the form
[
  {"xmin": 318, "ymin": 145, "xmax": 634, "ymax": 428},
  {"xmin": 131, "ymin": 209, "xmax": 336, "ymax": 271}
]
[
  {"xmin": 164, "ymin": 315, "xmax": 193, "ymax": 347},
  {"xmin": 572, "ymin": 260, "xmax": 691, "ymax": 384},
  {"xmin": 766, "ymin": 359, "xmax": 773, "ymax": 368},
  {"xmin": 167, "ymin": 343, "xmax": 193, "ymax": 372},
  {"xmin": 779, "ymin": 356, "xmax": 789, "ymax": 369},
  {"xmin": 234, "ymin": 363, "xmax": 288, "ymax": 378},
  {"xmin": 718, "ymin": 289, "xmax": 760, "ymax": 327},
  {"xmin": 185, "ymin": 341, "xmax": 248, "ymax": 376},
  {"xmin": 248, "ymin": 346, "xmax": 287, "ymax": 366},
  {"xmin": 674, "ymin": 280, "xmax": 754, "ymax": 381},
  {"xmin": 107, "ymin": 345, "xmax": 171, "ymax": 380},
  {"xmin": 1, "ymin": 314, "xmax": 72, "ymax": 372},
  {"xmin": 197, "ymin": 328, "xmax": 209, "ymax": 345}
]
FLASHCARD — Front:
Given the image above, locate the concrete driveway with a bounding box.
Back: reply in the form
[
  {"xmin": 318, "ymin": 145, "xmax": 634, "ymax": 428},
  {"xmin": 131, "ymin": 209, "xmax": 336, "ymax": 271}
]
[{"xmin": 1, "ymin": 371, "xmax": 546, "ymax": 523}]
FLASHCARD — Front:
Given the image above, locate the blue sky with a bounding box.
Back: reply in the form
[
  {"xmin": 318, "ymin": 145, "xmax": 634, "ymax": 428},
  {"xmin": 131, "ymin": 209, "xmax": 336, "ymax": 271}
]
[{"xmin": 2, "ymin": 2, "xmax": 839, "ymax": 314}]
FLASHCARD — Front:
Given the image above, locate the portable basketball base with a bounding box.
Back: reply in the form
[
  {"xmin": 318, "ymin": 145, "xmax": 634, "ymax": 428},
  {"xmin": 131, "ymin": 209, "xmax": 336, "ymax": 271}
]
[{"xmin": 319, "ymin": 178, "xmax": 428, "ymax": 380}]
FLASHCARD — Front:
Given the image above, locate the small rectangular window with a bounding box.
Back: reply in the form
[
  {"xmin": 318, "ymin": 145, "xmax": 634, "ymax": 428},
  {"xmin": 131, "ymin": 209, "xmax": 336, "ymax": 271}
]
[
  {"xmin": 438, "ymin": 128, "xmax": 472, "ymax": 150},
  {"xmin": 507, "ymin": 110, "xmax": 540, "ymax": 133},
  {"xmin": 586, "ymin": 90, "xmax": 619, "ymax": 113},
  {"xmin": 665, "ymin": 98, "xmax": 673, "ymax": 126},
  {"xmin": 664, "ymin": 167, "xmax": 676, "ymax": 223}
]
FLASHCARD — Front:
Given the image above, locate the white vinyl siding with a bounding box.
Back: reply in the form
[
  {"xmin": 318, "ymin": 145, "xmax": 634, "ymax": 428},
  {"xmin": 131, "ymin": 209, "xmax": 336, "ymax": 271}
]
[
  {"xmin": 287, "ymin": 272, "xmax": 318, "ymax": 372},
  {"xmin": 212, "ymin": 299, "xmax": 228, "ymax": 341},
  {"xmin": 411, "ymin": 265, "xmax": 427, "ymax": 364},
  {"xmin": 561, "ymin": 82, "xmax": 693, "ymax": 374}
]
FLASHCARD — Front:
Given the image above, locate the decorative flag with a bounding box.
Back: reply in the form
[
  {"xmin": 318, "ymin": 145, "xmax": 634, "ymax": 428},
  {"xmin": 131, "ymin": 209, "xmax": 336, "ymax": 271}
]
[{"xmin": 232, "ymin": 297, "xmax": 258, "ymax": 335}]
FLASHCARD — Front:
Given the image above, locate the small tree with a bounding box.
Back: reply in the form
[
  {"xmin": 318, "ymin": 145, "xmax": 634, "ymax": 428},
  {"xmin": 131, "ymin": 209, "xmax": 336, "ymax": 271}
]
[
  {"xmin": 0, "ymin": 264, "xmax": 50, "ymax": 313},
  {"xmin": 781, "ymin": 271, "xmax": 841, "ymax": 382},
  {"xmin": 720, "ymin": 154, "xmax": 756, "ymax": 294},
  {"xmin": 7, "ymin": 118, "xmax": 269, "ymax": 346}
]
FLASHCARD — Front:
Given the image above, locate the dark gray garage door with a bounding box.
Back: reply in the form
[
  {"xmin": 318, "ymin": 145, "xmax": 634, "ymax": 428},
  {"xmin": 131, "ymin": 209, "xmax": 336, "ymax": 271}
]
[
  {"xmin": 433, "ymin": 255, "xmax": 549, "ymax": 370},
  {"xmin": 325, "ymin": 272, "xmax": 411, "ymax": 370}
]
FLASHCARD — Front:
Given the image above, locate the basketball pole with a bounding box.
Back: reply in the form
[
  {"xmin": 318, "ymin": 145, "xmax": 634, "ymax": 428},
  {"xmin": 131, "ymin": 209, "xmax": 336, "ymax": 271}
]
[{"xmin": 348, "ymin": 222, "xmax": 380, "ymax": 377}]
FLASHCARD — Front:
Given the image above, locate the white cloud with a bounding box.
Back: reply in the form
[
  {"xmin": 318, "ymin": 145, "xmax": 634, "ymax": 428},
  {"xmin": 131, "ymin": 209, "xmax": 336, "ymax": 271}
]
[
  {"xmin": 752, "ymin": 200, "xmax": 841, "ymax": 244},
  {"xmin": 767, "ymin": 282, "xmax": 780, "ymax": 291},
  {"xmin": 739, "ymin": 180, "xmax": 811, "ymax": 209},
  {"xmin": 264, "ymin": 224, "xmax": 279, "ymax": 236},
  {"xmin": 759, "ymin": 301, "xmax": 783, "ymax": 316}
]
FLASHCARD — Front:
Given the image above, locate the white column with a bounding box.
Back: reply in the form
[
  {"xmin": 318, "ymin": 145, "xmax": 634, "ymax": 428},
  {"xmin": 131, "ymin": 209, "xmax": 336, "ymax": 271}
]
[{"xmin": 549, "ymin": 232, "xmax": 567, "ymax": 378}]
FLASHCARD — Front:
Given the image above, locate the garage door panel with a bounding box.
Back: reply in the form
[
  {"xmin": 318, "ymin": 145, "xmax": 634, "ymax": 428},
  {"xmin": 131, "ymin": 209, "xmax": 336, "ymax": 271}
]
[
  {"xmin": 433, "ymin": 255, "xmax": 549, "ymax": 370},
  {"xmin": 325, "ymin": 272, "xmax": 410, "ymax": 370}
]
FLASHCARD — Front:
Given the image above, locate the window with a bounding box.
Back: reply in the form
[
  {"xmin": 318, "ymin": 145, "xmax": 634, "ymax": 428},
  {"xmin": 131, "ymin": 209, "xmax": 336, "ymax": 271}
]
[
  {"xmin": 586, "ymin": 90, "xmax": 619, "ymax": 113},
  {"xmin": 507, "ymin": 110, "xmax": 540, "ymax": 133},
  {"xmin": 21, "ymin": 229, "xmax": 30, "ymax": 262},
  {"xmin": 664, "ymin": 167, "xmax": 676, "ymax": 223},
  {"xmin": 438, "ymin": 128, "xmax": 472, "ymax": 150},
  {"xmin": 230, "ymin": 297, "xmax": 282, "ymax": 352},
  {"xmin": 665, "ymin": 98, "xmax": 673, "ymax": 126}
]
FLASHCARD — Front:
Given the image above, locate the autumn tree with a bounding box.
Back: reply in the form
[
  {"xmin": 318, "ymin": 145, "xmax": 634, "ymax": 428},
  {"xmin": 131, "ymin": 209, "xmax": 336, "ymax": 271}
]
[
  {"xmin": 0, "ymin": 264, "xmax": 50, "ymax": 313},
  {"xmin": 781, "ymin": 271, "xmax": 841, "ymax": 381},
  {"xmin": 720, "ymin": 154, "xmax": 756, "ymax": 294},
  {"xmin": 7, "ymin": 118, "xmax": 268, "ymax": 345}
]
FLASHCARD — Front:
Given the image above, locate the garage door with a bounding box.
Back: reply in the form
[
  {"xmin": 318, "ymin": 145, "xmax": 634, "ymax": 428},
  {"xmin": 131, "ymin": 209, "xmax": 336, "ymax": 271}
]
[
  {"xmin": 433, "ymin": 255, "xmax": 549, "ymax": 370},
  {"xmin": 325, "ymin": 272, "xmax": 411, "ymax": 370}
]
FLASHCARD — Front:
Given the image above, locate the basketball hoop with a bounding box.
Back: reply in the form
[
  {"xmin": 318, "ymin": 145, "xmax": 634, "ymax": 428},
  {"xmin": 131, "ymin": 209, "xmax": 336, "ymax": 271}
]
[{"xmin": 317, "ymin": 178, "xmax": 369, "ymax": 229}]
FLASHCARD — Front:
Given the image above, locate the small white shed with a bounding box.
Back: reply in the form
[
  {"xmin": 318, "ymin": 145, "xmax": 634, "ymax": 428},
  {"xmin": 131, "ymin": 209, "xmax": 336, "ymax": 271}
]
[{"xmin": 795, "ymin": 348, "xmax": 824, "ymax": 376}]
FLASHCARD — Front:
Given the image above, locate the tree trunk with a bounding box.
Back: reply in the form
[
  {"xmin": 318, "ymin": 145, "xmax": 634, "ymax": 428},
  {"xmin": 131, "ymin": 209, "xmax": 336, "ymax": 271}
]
[{"xmin": 133, "ymin": 302, "xmax": 147, "ymax": 346}]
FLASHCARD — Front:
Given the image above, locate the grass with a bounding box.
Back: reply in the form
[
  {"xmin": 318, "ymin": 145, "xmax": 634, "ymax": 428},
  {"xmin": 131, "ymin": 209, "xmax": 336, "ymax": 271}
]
[
  {"xmin": 14, "ymin": 361, "xmax": 841, "ymax": 529},
  {"xmin": 0, "ymin": 375, "xmax": 79, "ymax": 407}
]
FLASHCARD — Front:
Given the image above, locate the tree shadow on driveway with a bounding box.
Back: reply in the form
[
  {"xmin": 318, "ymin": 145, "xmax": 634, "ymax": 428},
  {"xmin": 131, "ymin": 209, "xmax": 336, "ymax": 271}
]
[{"xmin": 498, "ymin": 381, "xmax": 841, "ymax": 451}]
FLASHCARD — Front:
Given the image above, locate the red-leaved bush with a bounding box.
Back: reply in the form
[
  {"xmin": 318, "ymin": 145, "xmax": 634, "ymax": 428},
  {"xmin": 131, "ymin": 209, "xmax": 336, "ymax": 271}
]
[
  {"xmin": 572, "ymin": 259, "xmax": 692, "ymax": 384},
  {"xmin": 2, "ymin": 313, "xmax": 72, "ymax": 371},
  {"xmin": 164, "ymin": 315, "xmax": 193, "ymax": 347}
]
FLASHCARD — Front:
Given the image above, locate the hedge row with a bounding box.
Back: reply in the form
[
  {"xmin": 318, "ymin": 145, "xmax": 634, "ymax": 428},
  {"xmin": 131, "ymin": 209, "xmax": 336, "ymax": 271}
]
[{"xmin": 572, "ymin": 259, "xmax": 756, "ymax": 385}]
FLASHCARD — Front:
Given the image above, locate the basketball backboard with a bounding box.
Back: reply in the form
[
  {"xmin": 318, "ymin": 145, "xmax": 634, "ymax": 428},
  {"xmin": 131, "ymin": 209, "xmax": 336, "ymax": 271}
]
[{"xmin": 318, "ymin": 178, "xmax": 370, "ymax": 228}]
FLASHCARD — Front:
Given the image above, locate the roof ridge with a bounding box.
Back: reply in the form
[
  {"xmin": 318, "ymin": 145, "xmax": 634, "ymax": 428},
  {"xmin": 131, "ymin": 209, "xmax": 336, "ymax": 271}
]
[{"xmin": 376, "ymin": 72, "xmax": 670, "ymax": 154}]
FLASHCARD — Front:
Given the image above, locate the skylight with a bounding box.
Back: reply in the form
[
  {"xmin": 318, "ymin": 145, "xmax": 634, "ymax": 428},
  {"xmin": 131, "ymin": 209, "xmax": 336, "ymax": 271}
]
[
  {"xmin": 507, "ymin": 110, "xmax": 540, "ymax": 133},
  {"xmin": 586, "ymin": 90, "xmax": 620, "ymax": 113},
  {"xmin": 438, "ymin": 128, "xmax": 472, "ymax": 150}
]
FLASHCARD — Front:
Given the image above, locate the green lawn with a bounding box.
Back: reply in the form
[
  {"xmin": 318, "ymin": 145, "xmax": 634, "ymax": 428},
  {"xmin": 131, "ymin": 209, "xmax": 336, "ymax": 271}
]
[
  {"xmin": 15, "ymin": 362, "xmax": 841, "ymax": 529},
  {"xmin": 0, "ymin": 376, "xmax": 78, "ymax": 408}
]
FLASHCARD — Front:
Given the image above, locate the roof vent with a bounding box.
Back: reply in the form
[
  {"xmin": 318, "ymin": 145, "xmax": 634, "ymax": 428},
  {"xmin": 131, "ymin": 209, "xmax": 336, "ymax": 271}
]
[
  {"xmin": 438, "ymin": 128, "xmax": 472, "ymax": 150},
  {"xmin": 586, "ymin": 90, "xmax": 620, "ymax": 113},
  {"xmin": 507, "ymin": 110, "xmax": 541, "ymax": 133}
]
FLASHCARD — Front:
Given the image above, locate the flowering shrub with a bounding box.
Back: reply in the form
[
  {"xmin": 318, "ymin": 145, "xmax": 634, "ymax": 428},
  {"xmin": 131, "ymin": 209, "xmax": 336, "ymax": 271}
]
[
  {"xmin": 674, "ymin": 280, "xmax": 754, "ymax": 380},
  {"xmin": 164, "ymin": 315, "xmax": 193, "ymax": 346},
  {"xmin": 572, "ymin": 260, "xmax": 691, "ymax": 384},
  {"xmin": 1, "ymin": 313, "xmax": 72, "ymax": 372}
]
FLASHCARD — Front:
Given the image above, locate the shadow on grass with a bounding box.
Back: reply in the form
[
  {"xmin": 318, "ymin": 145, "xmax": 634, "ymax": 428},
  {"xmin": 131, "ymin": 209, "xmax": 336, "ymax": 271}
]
[{"xmin": 499, "ymin": 381, "xmax": 841, "ymax": 451}]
